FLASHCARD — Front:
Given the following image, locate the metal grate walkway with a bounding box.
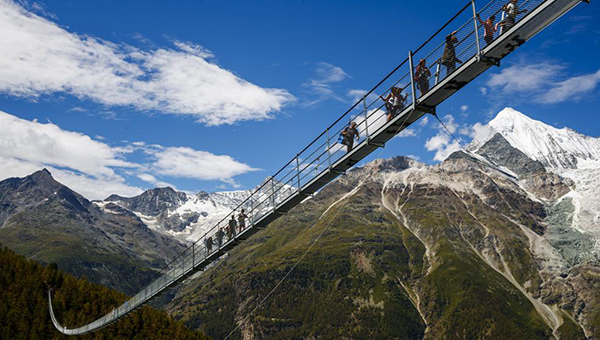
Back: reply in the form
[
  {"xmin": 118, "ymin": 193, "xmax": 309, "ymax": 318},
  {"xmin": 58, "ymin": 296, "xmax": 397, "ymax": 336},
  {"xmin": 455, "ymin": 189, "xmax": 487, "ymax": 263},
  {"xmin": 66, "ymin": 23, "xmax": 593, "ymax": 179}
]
[{"xmin": 49, "ymin": 0, "xmax": 590, "ymax": 334}]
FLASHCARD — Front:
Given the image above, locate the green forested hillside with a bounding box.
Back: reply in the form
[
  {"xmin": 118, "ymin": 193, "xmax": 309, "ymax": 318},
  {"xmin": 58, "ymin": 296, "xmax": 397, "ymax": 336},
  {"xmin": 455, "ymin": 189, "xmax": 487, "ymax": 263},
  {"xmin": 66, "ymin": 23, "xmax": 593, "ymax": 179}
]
[{"xmin": 0, "ymin": 245, "xmax": 209, "ymax": 340}]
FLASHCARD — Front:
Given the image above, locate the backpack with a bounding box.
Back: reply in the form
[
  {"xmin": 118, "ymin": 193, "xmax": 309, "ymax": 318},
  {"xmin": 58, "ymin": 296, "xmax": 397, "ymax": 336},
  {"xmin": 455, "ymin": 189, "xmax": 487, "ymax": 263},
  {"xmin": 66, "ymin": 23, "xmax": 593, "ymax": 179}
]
[{"xmin": 338, "ymin": 128, "xmax": 348, "ymax": 145}]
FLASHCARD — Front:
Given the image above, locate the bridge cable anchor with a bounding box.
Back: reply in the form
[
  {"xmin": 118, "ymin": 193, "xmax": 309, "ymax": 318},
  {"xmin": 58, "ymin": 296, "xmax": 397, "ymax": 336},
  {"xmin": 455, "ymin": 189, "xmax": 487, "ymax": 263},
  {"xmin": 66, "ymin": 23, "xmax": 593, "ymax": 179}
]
[{"xmin": 479, "ymin": 55, "xmax": 501, "ymax": 67}]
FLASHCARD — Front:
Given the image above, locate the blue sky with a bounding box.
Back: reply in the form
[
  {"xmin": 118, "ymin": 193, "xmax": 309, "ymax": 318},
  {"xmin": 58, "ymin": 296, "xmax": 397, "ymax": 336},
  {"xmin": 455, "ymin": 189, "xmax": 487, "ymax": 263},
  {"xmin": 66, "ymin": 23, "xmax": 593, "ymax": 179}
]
[{"xmin": 0, "ymin": 0, "xmax": 598, "ymax": 199}]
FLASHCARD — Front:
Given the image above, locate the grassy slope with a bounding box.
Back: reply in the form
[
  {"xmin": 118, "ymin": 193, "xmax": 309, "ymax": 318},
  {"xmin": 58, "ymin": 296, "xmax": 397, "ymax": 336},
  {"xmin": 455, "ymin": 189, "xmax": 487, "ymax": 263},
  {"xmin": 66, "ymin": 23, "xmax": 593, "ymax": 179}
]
[
  {"xmin": 400, "ymin": 183, "xmax": 553, "ymax": 339},
  {"xmin": 0, "ymin": 214, "xmax": 160, "ymax": 295},
  {"xmin": 171, "ymin": 184, "xmax": 426, "ymax": 339}
]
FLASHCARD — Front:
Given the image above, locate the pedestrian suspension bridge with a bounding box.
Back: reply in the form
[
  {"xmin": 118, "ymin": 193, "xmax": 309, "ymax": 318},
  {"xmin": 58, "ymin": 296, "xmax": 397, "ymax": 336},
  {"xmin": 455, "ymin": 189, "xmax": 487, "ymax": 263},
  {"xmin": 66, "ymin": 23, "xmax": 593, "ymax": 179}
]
[{"xmin": 49, "ymin": 0, "xmax": 590, "ymax": 334}]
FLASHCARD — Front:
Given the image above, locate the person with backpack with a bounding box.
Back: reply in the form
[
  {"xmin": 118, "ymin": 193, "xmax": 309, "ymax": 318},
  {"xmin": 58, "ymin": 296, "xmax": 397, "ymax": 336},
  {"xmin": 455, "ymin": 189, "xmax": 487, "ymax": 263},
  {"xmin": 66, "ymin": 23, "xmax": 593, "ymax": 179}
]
[
  {"xmin": 341, "ymin": 122, "xmax": 360, "ymax": 152},
  {"xmin": 477, "ymin": 14, "xmax": 497, "ymax": 46},
  {"xmin": 381, "ymin": 87, "xmax": 407, "ymax": 122},
  {"xmin": 415, "ymin": 59, "xmax": 431, "ymax": 96},
  {"xmin": 228, "ymin": 215, "xmax": 237, "ymax": 240},
  {"xmin": 442, "ymin": 31, "xmax": 463, "ymax": 76}
]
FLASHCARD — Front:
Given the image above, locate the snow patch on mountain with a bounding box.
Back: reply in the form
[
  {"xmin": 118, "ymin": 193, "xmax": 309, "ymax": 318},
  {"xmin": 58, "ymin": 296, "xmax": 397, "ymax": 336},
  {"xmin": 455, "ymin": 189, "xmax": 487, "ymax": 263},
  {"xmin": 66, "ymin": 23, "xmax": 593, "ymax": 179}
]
[{"xmin": 100, "ymin": 180, "xmax": 297, "ymax": 243}]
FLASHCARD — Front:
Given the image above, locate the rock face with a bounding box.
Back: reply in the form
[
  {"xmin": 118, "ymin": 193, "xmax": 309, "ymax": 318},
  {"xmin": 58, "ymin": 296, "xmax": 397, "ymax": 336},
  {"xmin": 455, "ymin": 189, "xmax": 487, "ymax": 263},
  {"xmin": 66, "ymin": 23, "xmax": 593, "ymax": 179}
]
[
  {"xmin": 476, "ymin": 132, "xmax": 572, "ymax": 200},
  {"xmin": 0, "ymin": 169, "xmax": 187, "ymax": 295},
  {"xmin": 105, "ymin": 188, "xmax": 200, "ymax": 233},
  {"xmin": 476, "ymin": 132, "xmax": 545, "ymax": 176},
  {"xmin": 106, "ymin": 187, "xmax": 188, "ymax": 217},
  {"xmin": 470, "ymin": 108, "xmax": 600, "ymax": 262},
  {"xmin": 164, "ymin": 111, "xmax": 599, "ymax": 339}
]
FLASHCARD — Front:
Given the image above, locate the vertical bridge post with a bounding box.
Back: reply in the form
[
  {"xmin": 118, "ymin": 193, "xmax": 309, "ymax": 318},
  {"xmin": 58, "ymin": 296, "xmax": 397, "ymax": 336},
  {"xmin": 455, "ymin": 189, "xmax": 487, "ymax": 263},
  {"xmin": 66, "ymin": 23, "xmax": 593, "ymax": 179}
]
[
  {"xmin": 471, "ymin": 0, "xmax": 481, "ymax": 57},
  {"xmin": 408, "ymin": 50, "xmax": 417, "ymax": 109},
  {"xmin": 271, "ymin": 177, "xmax": 276, "ymax": 213},
  {"xmin": 296, "ymin": 155, "xmax": 301, "ymax": 193},
  {"xmin": 250, "ymin": 193, "xmax": 254, "ymax": 228},
  {"xmin": 499, "ymin": 8, "xmax": 506, "ymax": 36},
  {"xmin": 326, "ymin": 128, "xmax": 332, "ymax": 170},
  {"xmin": 363, "ymin": 96, "xmax": 369, "ymax": 142}
]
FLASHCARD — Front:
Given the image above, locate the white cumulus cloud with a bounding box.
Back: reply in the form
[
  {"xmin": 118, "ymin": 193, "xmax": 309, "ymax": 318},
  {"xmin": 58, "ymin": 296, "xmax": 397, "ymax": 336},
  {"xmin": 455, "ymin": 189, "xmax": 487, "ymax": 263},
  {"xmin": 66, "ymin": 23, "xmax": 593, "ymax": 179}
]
[
  {"xmin": 0, "ymin": 0, "xmax": 294, "ymax": 126},
  {"xmin": 536, "ymin": 69, "xmax": 600, "ymax": 104},
  {"xmin": 485, "ymin": 62, "xmax": 564, "ymax": 94},
  {"xmin": 0, "ymin": 110, "xmax": 143, "ymax": 199},
  {"xmin": 147, "ymin": 146, "xmax": 260, "ymax": 187},
  {"xmin": 0, "ymin": 110, "xmax": 261, "ymax": 199},
  {"xmin": 482, "ymin": 60, "xmax": 600, "ymax": 105},
  {"xmin": 424, "ymin": 114, "xmax": 464, "ymax": 162}
]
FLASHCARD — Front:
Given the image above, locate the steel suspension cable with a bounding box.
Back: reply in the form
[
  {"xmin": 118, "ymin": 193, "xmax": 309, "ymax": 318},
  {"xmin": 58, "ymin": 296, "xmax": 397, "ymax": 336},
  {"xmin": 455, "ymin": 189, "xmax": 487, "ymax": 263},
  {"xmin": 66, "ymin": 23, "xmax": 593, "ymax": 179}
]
[{"xmin": 223, "ymin": 190, "xmax": 350, "ymax": 340}]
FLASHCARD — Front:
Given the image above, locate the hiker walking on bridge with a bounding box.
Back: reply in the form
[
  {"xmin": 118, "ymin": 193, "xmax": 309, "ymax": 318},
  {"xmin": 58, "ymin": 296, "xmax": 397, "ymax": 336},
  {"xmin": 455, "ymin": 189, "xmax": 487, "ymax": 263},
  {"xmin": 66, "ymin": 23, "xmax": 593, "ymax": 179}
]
[
  {"xmin": 216, "ymin": 227, "xmax": 224, "ymax": 248},
  {"xmin": 415, "ymin": 59, "xmax": 431, "ymax": 96},
  {"xmin": 499, "ymin": 0, "xmax": 528, "ymax": 33},
  {"xmin": 477, "ymin": 14, "xmax": 497, "ymax": 46},
  {"xmin": 228, "ymin": 215, "xmax": 237, "ymax": 240},
  {"xmin": 381, "ymin": 87, "xmax": 407, "ymax": 122},
  {"xmin": 238, "ymin": 209, "xmax": 247, "ymax": 233},
  {"xmin": 442, "ymin": 31, "xmax": 463, "ymax": 76},
  {"xmin": 205, "ymin": 236, "xmax": 213, "ymax": 255},
  {"xmin": 341, "ymin": 122, "xmax": 360, "ymax": 153}
]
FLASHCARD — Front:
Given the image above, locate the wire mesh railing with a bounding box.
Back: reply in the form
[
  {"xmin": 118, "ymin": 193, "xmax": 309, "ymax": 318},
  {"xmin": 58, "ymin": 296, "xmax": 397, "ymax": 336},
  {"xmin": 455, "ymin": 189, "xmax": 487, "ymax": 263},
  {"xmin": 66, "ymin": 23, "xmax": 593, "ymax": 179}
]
[{"xmin": 50, "ymin": 0, "xmax": 582, "ymax": 334}]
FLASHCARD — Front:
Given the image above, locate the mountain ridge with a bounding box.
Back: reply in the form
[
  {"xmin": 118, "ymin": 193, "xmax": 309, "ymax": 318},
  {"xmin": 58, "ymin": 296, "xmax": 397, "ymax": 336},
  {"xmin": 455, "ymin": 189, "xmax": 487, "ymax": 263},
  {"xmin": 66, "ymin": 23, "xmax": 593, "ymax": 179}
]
[{"xmin": 0, "ymin": 169, "xmax": 187, "ymax": 295}]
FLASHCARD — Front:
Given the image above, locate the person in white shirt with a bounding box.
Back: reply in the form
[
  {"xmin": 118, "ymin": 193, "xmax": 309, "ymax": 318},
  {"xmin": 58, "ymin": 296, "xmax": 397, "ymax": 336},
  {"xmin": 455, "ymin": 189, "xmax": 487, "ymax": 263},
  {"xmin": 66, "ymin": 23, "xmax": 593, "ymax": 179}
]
[
  {"xmin": 498, "ymin": 0, "xmax": 528, "ymax": 33},
  {"xmin": 380, "ymin": 87, "xmax": 408, "ymax": 122}
]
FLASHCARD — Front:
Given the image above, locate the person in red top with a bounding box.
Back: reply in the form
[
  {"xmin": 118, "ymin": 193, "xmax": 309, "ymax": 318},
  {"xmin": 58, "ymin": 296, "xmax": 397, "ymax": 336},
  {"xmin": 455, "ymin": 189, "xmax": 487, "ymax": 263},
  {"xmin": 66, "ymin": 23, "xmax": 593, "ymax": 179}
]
[{"xmin": 477, "ymin": 14, "xmax": 497, "ymax": 46}]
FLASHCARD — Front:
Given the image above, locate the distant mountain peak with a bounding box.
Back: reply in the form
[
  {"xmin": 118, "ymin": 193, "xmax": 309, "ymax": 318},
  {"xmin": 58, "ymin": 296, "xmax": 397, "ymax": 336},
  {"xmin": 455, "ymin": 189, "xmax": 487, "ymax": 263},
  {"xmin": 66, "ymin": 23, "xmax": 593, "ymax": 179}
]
[
  {"xmin": 149, "ymin": 186, "xmax": 178, "ymax": 194},
  {"xmin": 35, "ymin": 168, "xmax": 52, "ymax": 176},
  {"xmin": 471, "ymin": 108, "xmax": 600, "ymax": 169},
  {"xmin": 361, "ymin": 156, "xmax": 421, "ymax": 173},
  {"xmin": 29, "ymin": 168, "xmax": 56, "ymax": 183}
]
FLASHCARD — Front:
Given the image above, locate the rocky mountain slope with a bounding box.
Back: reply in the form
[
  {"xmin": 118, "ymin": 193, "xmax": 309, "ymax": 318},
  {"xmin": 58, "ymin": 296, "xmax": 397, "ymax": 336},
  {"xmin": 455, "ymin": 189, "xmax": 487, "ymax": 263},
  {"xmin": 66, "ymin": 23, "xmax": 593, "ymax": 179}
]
[
  {"xmin": 164, "ymin": 109, "xmax": 599, "ymax": 339},
  {"xmin": 470, "ymin": 107, "xmax": 600, "ymax": 263},
  {"xmin": 0, "ymin": 169, "xmax": 187, "ymax": 295}
]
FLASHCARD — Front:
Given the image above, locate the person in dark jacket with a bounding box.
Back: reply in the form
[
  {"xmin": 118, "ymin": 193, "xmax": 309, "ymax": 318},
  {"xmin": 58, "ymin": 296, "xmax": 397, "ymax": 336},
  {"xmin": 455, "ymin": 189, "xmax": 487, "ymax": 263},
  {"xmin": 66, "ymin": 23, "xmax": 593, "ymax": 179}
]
[
  {"xmin": 216, "ymin": 227, "xmax": 224, "ymax": 248},
  {"xmin": 341, "ymin": 122, "xmax": 360, "ymax": 152},
  {"xmin": 205, "ymin": 236, "xmax": 213, "ymax": 254},
  {"xmin": 228, "ymin": 215, "xmax": 237, "ymax": 240},
  {"xmin": 442, "ymin": 31, "xmax": 462, "ymax": 76},
  {"xmin": 415, "ymin": 59, "xmax": 431, "ymax": 96}
]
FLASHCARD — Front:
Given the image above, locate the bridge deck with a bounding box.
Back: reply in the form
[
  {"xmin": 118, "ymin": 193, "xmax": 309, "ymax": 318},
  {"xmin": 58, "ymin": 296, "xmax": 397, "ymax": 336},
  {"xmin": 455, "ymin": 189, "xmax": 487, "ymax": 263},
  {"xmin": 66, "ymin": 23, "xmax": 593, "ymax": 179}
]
[{"xmin": 49, "ymin": 0, "xmax": 587, "ymax": 334}]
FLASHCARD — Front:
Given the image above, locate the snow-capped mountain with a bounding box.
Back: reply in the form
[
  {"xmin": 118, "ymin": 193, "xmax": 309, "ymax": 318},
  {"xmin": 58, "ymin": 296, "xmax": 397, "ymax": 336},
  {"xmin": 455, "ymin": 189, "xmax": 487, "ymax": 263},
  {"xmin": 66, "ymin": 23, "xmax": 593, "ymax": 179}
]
[
  {"xmin": 470, "ymin": 107, "xmax": 600, "ymax": 258},
  {"xmin": 471, "ymin": 107, "xmax": 600, "ymax": 169},
  {"xmin": 101, "ymin": 179, "xmax": 296, "ymax": 243}
]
